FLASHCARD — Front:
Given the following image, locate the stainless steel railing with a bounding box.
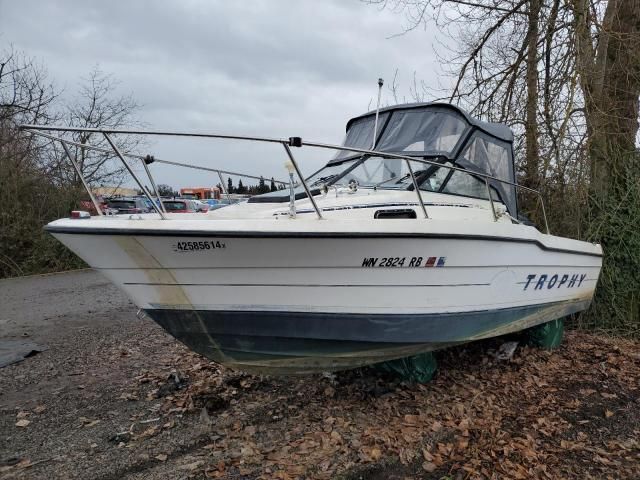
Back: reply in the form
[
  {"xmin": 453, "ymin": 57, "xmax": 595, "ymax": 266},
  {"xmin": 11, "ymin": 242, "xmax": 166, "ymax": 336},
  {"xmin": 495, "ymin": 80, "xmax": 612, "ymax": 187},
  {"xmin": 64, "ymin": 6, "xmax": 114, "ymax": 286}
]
[{"xmin": 19, "ymin": 124, "xmax": 550, "ymax": 233}]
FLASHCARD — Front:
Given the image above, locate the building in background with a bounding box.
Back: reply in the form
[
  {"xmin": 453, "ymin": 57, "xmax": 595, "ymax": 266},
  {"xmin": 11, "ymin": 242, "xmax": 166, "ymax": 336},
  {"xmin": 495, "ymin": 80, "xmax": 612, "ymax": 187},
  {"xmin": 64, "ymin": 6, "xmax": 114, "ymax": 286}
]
[{"xmin": 179, "ymin": 186, "xmax": 222, "ymax": 200}]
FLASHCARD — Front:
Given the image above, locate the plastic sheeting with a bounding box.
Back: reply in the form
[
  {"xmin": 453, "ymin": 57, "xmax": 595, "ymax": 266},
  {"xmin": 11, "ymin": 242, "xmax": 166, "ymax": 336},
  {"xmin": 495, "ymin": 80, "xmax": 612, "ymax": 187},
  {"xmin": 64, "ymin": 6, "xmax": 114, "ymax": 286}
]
[
  {"xmin": 525, "ymin": 319, "xmax": 565, "ymax": 349},
  {"xmin": 0, "ymin": 339, "xmax": 46, "ymax": 368},
  {"xmin": 375, "ymin": 352, "xmax": 437, "ymax": 383}
]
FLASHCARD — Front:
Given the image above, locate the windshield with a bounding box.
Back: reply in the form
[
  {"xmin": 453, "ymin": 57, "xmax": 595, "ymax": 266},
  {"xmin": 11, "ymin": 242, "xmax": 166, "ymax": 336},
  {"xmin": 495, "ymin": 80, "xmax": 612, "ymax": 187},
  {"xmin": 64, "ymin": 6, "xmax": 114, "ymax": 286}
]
[
  {"xmin": 305, "ymin": 159, "xmax": 359, "ymax": 187},
  {"xmin": 341, "ymin": 157, "xmax": 414, "ymax": 187},
  {"xmin": 163, "ymin": 201, "xmax": 187, "ymax": 211},
  {"xmin": 336, "ymin": 157, "xmax": 500, "ymax": 201},
  {"xmin": 108, "ymin": 200, "xmax": 135, "ymax": 208},
  {"xmin": 338, "ymin": 157, "xmax": 448, "ymax": 191}
]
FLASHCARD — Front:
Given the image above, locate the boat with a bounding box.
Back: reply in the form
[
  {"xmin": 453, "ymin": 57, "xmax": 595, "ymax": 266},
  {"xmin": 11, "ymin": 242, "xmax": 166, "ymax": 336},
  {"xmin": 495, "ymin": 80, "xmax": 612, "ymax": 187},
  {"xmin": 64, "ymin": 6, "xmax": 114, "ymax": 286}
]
[{"xmin": 22, "ymin": 101, "xmax": 603, "ymax": 375}]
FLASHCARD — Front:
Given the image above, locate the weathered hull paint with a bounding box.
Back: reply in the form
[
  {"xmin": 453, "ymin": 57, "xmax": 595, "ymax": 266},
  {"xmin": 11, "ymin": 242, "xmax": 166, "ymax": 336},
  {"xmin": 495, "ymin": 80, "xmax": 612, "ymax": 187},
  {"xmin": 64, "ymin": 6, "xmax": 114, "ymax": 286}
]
[{"xmin": 146, "ymin": 297, "xmax": 590, "ymax": 374}]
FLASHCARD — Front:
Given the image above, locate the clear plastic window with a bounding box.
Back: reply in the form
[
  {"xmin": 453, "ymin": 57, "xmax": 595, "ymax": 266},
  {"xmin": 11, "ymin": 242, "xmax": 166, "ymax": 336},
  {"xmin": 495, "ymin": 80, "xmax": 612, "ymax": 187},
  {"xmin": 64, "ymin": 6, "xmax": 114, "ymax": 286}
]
[
  {"xmin": 461, "ymin": 135, "xmax": 510, "ymax": 182},
  {"xmin": 377, "ymin": 109, "xmax": 467, "ymax": 154},
  {"xmin": 441, "ymin": 170, "xmax": 499, "ymax": 200},
  {"xmin": 334, "ymin": 113, "xmax": 389, "ymax": 159}
]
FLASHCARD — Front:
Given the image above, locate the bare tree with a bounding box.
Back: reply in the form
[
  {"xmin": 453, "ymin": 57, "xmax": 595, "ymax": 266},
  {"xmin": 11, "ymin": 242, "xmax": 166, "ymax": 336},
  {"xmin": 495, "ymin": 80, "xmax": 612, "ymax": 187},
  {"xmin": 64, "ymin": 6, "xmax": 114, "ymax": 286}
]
[
  {"xmin": 157, "ymin": 184, "xmax": 174, "ymax": 197},
  {"xmin": 572, "ymin": 0, "xmax": 640, "ymax": 200},
  {"xmin": 368, "ymin": 0, "xmax": 640, "ymax": 331},
  {"xmin": 0, "ymin": 48, "xmax": 59, "ymax": 170},
  {"xmin": 50, "ymin": 67, "xmax": 143, "ymax": 188},
  {"xmin": 365, "ymin": 1, "xmax": 612, "ymax": 224},
  {"xmin": 0, "ymin": 49, "xmax": 82, "ymax": 278}
]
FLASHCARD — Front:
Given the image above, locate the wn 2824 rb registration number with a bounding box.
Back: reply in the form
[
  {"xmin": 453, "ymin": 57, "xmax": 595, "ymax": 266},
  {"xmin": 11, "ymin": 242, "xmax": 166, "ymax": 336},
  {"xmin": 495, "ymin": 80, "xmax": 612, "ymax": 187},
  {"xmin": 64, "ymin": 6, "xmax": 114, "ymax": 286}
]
[{"xmin": 362, "ymin": 256, "xmax": 446, "ymax": 268}]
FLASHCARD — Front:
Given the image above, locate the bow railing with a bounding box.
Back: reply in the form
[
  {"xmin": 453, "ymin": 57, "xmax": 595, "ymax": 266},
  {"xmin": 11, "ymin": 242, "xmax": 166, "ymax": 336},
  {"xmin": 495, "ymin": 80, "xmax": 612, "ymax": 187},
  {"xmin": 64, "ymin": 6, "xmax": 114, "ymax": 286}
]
[{"xmin": 19, "ymin": 124, "xmax": 550, "ymax": 233}]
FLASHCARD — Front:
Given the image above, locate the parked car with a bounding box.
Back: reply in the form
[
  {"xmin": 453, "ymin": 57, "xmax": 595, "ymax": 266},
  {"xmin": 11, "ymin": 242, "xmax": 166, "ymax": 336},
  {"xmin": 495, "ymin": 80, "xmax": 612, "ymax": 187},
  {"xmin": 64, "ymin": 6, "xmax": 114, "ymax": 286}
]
[
  {"xmin": 207, "ymin": 203, "xmax": 229, "ymax": 211},
  {"xmin": 141, "ymin": 198, "xmax": 157, "ymax": 211},
  {"xmin": 162, "ymin": 199, "xmax": 197, "ymax": 213},
  {"xmin": 106, "ymin": 198, "xmax": 150, "ymax": 214},
  {"xmin": 193, "ymin": 200, "xmax": 210, "ymax": 212},
  {"xmin": 79, "ymin": 196, "xmax": 107, "ymax": 215}
]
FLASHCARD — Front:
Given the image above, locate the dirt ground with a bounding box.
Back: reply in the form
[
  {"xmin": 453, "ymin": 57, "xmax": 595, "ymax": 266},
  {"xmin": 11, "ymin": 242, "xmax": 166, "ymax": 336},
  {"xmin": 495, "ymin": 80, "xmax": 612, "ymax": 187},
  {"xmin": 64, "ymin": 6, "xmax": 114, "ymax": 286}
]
[{"xmin": 1, "ymin": 270, "xmax": 639, "ymax": 480}]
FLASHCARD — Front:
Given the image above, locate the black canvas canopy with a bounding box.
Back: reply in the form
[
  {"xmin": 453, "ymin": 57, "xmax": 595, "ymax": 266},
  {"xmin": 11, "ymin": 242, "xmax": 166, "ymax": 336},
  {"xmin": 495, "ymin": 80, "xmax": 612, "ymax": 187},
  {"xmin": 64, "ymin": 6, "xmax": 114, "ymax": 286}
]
[
  {"xmin": 335, "ymin": 102, "xmax": 518, "ymax": 215},
  {"xmin": 250, "ymin": 102, "xmax": 518, "ymax": 214}
]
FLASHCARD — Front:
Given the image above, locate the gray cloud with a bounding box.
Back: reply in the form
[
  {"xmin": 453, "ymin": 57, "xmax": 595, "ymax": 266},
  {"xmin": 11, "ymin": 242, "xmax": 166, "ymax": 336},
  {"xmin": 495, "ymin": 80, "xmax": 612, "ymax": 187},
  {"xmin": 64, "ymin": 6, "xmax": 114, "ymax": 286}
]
[{"xmin": 0, "ymin": 0, "xmax": 444, "ymax": 187}]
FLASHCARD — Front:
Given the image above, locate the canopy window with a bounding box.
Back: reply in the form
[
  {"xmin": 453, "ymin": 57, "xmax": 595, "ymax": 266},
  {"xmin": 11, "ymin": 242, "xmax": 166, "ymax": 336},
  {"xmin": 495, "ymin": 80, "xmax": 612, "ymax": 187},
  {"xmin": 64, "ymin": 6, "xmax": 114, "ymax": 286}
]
[
  {"xmin": 457, "ymin": 132, "xmax": 515, "ymax": 213},
  {"xmin": 334, "ymin": 113, "xmax": 389, "ymax": 160},
  {"xmin": 441, "ymin": 170, "xmax": 500, "ymax": 201},
  {"xmin": 376, "ymin": 108, "xmax": 467, "ymax": 155}
]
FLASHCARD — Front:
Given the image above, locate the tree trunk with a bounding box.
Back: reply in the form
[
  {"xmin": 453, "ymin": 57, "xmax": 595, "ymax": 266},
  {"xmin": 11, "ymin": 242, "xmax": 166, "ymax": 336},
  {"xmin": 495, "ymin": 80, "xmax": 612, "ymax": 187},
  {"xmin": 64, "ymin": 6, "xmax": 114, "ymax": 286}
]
[
  {"xmin": 524, "ymin": 0, "xmax": 541, "ymax": 190},
  {"xmin": 574, "ymin": 0, "xmax": 640, "ymax": 201}
]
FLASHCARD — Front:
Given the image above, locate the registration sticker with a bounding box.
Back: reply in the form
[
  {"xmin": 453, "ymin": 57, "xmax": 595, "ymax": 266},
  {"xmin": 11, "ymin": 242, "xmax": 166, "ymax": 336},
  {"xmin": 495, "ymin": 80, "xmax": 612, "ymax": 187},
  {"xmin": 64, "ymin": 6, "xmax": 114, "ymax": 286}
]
[{"xmin": 361, "ymin": 256, "xmax": 446, "ymax": 268}]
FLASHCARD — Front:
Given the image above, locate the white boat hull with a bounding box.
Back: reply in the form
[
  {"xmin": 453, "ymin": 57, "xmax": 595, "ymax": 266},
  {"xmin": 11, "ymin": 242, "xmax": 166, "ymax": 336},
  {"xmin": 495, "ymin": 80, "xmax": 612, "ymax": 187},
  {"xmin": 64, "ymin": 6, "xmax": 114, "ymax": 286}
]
[{"xmin": 47, "ymin": 216, "xmax": 602, "ymax": 374}]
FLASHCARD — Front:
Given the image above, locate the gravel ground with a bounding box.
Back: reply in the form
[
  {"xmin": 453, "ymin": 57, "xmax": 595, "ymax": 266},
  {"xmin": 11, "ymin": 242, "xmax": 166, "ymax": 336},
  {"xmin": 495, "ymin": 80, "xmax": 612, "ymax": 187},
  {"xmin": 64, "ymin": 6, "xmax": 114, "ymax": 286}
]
[
  {"xmin": 1, "ymin": 270, "xmax": 639, "ymax": 480},
  {"xmin": 0, "ymin": 270, "xmax": 213, "ymax": 479}
]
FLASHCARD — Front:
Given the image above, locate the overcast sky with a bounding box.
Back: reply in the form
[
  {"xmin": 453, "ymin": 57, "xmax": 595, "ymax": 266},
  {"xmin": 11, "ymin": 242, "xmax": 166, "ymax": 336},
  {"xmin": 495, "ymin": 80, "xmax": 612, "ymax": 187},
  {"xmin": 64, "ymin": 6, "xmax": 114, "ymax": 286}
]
[{"xmin": 0, "ymin": 0, "xmax": 445, "ymax": 188}]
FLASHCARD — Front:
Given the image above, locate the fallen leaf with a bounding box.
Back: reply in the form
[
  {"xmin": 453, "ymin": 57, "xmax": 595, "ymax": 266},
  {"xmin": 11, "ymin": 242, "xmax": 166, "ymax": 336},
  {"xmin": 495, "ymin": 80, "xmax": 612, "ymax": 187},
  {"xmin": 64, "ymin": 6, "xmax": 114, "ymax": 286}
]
[
  {"xmin": 15, "ymin": 419, "xmax": 30, "ymax": 428},
  {"xmin": 370, "ymin": 447, "xmax": 382, "ymax": 461},
  {"xmin": 155, "ymin": 454, "xmax": 168, "ymax": 461},
  {"xmin": 458, "ymin": 437, "xmax": 469, "ymax": 450},
  {"xmin": 422, "ymin": 461, "xmax": 437, "ymax": 472},
  {"xmin": 422, "ymin": 448, "xmax": 433, "ymax": 461},
  {"xmin": 605, "ymin": 409, "xmax": 614, "ymax": 418},
  {"xmin": 179, "ymin": 460, "xmax": 204, "ymax": 471},
  {"xmin": 15, "ymin": 459, "xmax": 32, "ymax": 469}
]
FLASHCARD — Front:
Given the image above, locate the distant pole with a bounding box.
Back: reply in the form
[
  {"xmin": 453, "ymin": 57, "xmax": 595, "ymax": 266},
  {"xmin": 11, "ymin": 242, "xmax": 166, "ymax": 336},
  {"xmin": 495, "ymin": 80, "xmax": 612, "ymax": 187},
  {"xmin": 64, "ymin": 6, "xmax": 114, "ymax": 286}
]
[{"xmin": 372, "ymin": 78, "xmax": 384, "ymax": 149}]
